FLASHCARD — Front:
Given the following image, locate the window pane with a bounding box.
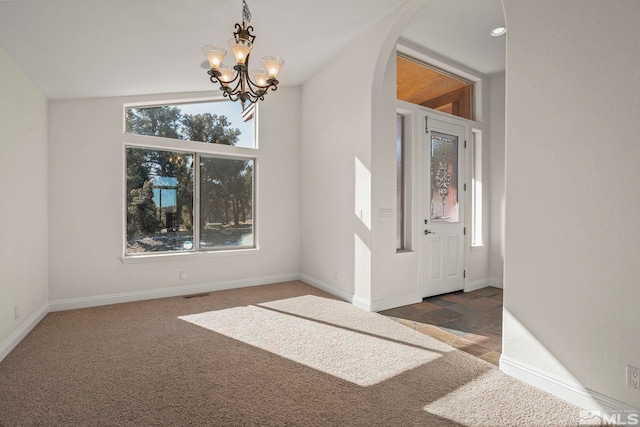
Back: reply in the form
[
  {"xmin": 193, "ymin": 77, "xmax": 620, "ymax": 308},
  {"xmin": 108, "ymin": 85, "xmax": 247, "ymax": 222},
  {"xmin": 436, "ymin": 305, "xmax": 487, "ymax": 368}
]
[
  {"xmin": 199, "ymin": 156, "xmax": 254, "ymax": 250},
  {"xmin": 430, "ymin": 132, "xmax": 459, "ymax": 222},
  {"xmin": 397, "ymin": 55, "xmax": 473, "ymax": 120},
  {"xmin": 125, "ymin": 100, "xmax": 255, "ymax": 148},
  {"xmin": 472, "ymin": 130, "xmax": 483, "ymax": 246},
  {"xmin": 396, "ymin": 114, "xmax": 405, "ymax": 250},
  {"xmin": 126, "ymin": 147, "xmax": 194, "ymax": 254}
]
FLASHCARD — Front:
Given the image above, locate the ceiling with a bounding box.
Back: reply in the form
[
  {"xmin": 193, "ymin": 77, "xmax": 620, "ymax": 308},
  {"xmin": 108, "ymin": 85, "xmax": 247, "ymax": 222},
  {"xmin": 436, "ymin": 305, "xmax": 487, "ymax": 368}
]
[
  {"xmin": 0, "ymin": 0, "xmax": 505, "ymax": 100},
  {"xmin": 401, "ymin": 0, "xmax": 506, "ymax": 76}
]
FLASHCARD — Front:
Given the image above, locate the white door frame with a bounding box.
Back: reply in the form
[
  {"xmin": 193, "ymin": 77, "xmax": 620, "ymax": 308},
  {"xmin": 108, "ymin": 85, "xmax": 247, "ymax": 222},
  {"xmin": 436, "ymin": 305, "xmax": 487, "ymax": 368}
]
[{"xmin": 396, "ymin": 100, "xmax": 480, "ymax": 298}]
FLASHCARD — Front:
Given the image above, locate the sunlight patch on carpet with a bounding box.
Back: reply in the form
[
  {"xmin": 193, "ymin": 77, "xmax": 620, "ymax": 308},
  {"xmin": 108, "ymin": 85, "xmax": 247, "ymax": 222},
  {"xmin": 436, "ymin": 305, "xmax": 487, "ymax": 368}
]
[
  {"xmin": 179, "ymin": 296, "xmax": 443, "ymax": 387},
  {"xmin": 423, "ymin": 370, "xmax": 583, "ymax": 427}
]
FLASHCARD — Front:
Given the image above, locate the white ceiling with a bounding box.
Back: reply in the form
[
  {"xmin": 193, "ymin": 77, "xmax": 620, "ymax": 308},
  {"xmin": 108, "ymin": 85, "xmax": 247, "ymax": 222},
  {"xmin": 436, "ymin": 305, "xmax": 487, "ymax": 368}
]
[
  {"xmin": 0, "ymin": 0, "xmax": 505, "ymax": 100},
  {"xmin": 401, "ymin": 0, "xmax": 506, "ymax": 76}
]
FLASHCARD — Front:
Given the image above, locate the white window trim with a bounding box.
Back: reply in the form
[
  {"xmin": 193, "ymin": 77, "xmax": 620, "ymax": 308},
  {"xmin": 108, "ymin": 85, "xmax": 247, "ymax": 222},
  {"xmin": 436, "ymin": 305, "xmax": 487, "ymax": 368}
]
[
  {"xmin": 471, "ymin": 128, "xmax": 485, "ymax": 248},
  {"xmin": 121, "ymin": 248, "xmax": 260, "ymax": 264},
  {"xmin": 396, "ymin": 106, "xmax": 416, "ymax": 254}
]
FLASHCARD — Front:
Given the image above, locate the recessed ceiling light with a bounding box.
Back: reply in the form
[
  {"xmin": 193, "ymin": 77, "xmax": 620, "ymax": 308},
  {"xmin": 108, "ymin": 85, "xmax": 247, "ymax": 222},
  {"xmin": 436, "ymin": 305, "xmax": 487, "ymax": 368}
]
[{"xmin": 491, "ymin": 26, "xmax": 507, "ymax": 37}]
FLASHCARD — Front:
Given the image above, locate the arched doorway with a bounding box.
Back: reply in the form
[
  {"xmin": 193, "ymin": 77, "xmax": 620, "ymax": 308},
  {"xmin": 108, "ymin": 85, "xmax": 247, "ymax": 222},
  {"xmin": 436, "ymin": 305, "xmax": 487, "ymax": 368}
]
[{"xmin": 379, "ymin": 0, "xmax": 507, "ymax": 365}]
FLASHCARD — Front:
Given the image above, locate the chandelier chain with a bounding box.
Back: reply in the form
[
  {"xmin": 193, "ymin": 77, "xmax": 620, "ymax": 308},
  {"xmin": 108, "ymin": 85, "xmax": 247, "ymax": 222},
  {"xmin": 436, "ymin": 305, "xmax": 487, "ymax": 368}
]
[{"xmin": 242, "ymin": 0, "xmax": 251, "ymax": 26}]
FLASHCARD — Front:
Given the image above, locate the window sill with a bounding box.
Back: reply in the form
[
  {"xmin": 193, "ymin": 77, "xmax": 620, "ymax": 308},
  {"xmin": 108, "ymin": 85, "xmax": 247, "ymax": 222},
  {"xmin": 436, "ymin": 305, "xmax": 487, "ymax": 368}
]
[
  {"xmin": 121, "ymin": 248, "xmax": 260, "ymax": 264},
  {"xmin": 470, "ymin": 245, "xmax": 486, "ymax": 252}
]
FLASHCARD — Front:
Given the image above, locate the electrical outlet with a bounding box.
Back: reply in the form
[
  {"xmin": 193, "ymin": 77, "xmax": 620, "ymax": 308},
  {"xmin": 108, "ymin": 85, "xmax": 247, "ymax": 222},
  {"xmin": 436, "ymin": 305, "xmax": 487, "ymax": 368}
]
[
  {"xmin": 627, "ymin": 365, "xmax": 640, "ymax": 390},
  {"xmin": 180, "ymin": 270, "xmax": 187, "ymax": 280}
]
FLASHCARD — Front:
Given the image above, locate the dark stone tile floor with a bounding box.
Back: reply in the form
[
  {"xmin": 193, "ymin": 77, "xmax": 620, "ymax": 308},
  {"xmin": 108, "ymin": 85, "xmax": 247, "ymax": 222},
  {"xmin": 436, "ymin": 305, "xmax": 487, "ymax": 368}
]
[{"xmin": 380, "ymin": 286, "xmax": 503, "ymax": 366}]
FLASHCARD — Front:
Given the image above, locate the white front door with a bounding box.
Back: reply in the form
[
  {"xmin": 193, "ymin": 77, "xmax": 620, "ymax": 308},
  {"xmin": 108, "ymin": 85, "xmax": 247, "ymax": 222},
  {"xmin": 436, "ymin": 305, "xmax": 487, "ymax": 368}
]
[{"xmin": 421, "ymin": 116, "xmax": 466, "ymax": 297}]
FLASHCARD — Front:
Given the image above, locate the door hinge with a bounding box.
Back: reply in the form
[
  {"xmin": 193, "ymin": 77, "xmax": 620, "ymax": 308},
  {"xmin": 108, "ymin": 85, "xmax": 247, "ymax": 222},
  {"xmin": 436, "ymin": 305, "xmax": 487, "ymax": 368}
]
[
  {"xmin": 464, "ymin": 227, "xmax": 466, "ymax": 235},
  {"xmin": 465, "ymin": 140, "xmax": 467, "ymax": 148},
  {"xmin": 464, "ymin": 270, "xmax": 466, "ymax": 278},
  {"xmin": 425, "ymin": 117, "xmax": 428, "ymax": 133},
  {"xmin": 464, "ymin": 183, "xmax": 467, "ymax": 191}
]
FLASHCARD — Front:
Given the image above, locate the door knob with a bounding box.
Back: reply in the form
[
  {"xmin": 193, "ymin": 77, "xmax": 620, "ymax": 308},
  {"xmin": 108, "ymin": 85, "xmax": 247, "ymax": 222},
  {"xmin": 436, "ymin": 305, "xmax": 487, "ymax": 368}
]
[{"xmin": 424, "ymin": 229, "xmax": 435, "ymax": 235}]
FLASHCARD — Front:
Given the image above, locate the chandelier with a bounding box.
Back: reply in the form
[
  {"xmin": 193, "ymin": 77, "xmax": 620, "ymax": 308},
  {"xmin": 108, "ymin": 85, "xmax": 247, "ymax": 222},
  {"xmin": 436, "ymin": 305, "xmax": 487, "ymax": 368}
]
[{"xmin": 202, "ymin": 0, "xmax": 284, "ymax": 112}]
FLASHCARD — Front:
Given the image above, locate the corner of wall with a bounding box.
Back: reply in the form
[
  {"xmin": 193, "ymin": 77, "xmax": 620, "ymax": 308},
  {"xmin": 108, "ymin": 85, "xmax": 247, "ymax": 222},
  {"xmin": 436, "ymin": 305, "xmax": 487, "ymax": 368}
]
[
  {"xmin": 0, "ymin": 46, "xmax": 49, "ymax": 354},
  {"xmin": 0, "ymin": 303, "xmax": 49, "ymax": 363}
]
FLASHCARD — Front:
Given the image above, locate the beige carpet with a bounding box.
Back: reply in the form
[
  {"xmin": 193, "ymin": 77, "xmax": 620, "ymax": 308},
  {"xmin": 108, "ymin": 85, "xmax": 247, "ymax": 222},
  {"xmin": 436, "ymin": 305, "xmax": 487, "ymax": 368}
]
[{"xmin": 0, "ymin": 281, "xmax": 595, "ymax": 426}]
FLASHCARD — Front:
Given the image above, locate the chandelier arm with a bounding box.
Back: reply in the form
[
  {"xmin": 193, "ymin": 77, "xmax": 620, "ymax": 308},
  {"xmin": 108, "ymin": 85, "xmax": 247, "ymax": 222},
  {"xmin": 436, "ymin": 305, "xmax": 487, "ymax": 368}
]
[
  {"xmin": 243, "ymin": 69, "xmax": 278, "ymax": 95},
  {"xmin": 243, "ymin": 76, "xmax": 269, "ymax": 97},
  {"xmin": 208, "ymin": 67, "xmax": 278, "ymax": 103},
  {"xmin": 219, "ymin": 72, "xmax": 244, "ymax": 96}
]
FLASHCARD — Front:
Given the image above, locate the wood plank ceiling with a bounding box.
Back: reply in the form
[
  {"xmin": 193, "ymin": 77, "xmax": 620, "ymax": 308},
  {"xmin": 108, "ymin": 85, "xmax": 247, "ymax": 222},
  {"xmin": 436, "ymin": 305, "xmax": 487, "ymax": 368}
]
[{"xmin": 397, "ymin": 55, "xmax": 465, "ymax": 99}]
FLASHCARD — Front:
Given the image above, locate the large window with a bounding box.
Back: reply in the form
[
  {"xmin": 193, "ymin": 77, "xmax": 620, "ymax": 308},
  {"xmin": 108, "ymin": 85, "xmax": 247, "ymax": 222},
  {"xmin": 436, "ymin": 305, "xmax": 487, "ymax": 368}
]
[{"xmin": 124, "ymin": 100, "xmax": 255, "ymax": 256}]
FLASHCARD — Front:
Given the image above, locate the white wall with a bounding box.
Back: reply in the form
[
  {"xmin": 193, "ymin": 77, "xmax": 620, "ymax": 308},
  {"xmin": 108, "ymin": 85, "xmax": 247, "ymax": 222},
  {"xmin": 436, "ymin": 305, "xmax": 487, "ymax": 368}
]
[
  {"xmin": 502, "ymin": 0, "xmax": 640, "ymax": 409},
  {"xmin": 47, "ymin": 87, "xmax": 301, "ymax": 305},
  {"xmin": 370, "ymin": 47, "xmax": 421, "ymax": 307},
  {"xmin": 300, "ymin": 0, "xmax": 427, "ymax": 310},
  {"xmin": 0, "ymin": 47, "xmax": 49, "ymax": 352},
  {"xmin": 488, "ymin": 71, "xmax": 505, "ymax": 288}
]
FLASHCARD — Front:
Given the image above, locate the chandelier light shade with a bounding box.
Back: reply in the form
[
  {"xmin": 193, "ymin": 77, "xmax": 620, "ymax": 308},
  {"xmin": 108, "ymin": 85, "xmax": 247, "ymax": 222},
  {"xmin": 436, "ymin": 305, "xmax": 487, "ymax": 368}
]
[{"xmin": 203, "ymin": 0, "xmax": 284, "ymax": 112}]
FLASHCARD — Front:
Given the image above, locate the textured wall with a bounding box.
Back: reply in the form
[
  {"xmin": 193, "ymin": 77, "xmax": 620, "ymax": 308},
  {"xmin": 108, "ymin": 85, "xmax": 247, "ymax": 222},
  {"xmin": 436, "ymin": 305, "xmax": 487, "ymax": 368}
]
[
  {"xmin": 489, "ymin": 71, "xmax": 505, "ymax": 287},
  {"xmin": 502, "ymin": 0, "xmax": 640, "ymax": 408}
]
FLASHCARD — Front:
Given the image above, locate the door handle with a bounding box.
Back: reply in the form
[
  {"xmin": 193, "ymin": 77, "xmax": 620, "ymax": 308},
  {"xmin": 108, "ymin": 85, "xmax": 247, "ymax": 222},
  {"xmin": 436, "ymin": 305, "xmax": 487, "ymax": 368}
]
[{"xmin": 424, "ymin": 229, "xmax": 435, "ymax": 235}]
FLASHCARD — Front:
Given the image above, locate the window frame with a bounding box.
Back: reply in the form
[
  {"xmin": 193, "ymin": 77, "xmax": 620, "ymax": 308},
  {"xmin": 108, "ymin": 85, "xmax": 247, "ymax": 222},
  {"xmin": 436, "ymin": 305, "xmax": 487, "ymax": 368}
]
[
  {"xmin": 396, "ymin": 53, "xmax": 474, "ymax": 121},
  {"xmin": 395, "ymin": 106, "xmax": 415, "ymax": 254},
  {"xmin": 396, "ymin": 113, "xmax": 406, "ymax": 251},
  {"xmin": 121, "ymin": 98, "xmax": 259, "ymax": 263}
]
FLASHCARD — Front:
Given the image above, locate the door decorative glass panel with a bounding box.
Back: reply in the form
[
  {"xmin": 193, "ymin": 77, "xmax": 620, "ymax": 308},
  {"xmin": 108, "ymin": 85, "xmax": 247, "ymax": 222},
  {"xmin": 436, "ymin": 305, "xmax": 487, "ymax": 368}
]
[{"xmin": 430, "ymin": 131, "xmax": 459, "ymax": 222}]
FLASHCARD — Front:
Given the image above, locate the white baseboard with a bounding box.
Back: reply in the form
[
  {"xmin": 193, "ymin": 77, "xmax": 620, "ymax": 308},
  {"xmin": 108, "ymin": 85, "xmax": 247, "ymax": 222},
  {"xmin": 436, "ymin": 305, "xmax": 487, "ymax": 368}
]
[
  {"xmin": 298, "ymin": 273, "xmax": 421, "ymax": 312},
  {"xmin": 0, "ymin": 302, "xmax": 49, "ymax": 363},
  {"xmin": 49, "ymin": 273, "xmax": 300, "ymax": 312},
  {"xmin": 299, "ymin": 273, "xmax": 354, "ymax": 303},
  {"xmin": 369, "ymin": 293, "xmax": 422, "ymax": 312},
  {"xmin": 465, "ymin": 279, "xmax": 490, "ymax": 292},
  {"xmin": 351, "ymin": 295, "xmax": 373, "ymax": 312},
  {"xmin": 466, "ymin": 278, "xmax": 505, "ymax": 292},
  {"xmin": 500, "ymin": 355, "xmax": 639, "ymax": 413},
  {"xmin": 489, "ymin": 278, "xmax": 504, "ymax": 288}
]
